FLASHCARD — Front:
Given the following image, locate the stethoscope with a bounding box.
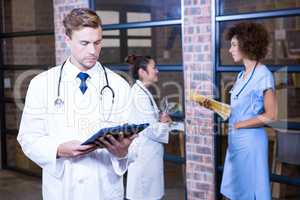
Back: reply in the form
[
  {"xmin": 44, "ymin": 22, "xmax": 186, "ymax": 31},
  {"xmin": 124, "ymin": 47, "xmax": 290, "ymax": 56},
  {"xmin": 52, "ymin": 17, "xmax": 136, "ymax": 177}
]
[
  {"xmin": 136, "ymin": 81, "xmax": 159, "ymax": 118},
  {"xmin": 54, "ymin": 60, "xmax": 115, "ymax": 114},
  {"xmin": 230, "ymin": 62, "xmax": 258, "ymax": 100}
]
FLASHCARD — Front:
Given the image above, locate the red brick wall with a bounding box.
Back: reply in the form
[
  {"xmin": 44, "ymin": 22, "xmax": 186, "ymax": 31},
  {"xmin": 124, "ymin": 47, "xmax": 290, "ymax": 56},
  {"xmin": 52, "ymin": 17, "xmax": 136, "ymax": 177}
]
[
  {"xmin": 54, "ymin": 0, "xmax": 90, "ymax": 64},
  {"xmin": 183, "ymin": 0, "xmax": 215, "ymax": 200}
]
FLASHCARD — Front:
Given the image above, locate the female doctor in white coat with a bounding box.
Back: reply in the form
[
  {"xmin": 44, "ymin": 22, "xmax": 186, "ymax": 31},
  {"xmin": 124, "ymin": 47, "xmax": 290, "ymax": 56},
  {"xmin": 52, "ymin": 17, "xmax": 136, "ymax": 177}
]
[{"xmin": 126, "ymin": 55, "xmax": 172, "ymax": 200}]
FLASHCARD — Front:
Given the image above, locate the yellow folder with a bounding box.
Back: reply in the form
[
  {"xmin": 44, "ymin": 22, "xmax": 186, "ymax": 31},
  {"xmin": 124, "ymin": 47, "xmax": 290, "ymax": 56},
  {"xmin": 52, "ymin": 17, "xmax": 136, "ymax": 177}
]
[{"xmin": 190, "ymin": 92, "xmax": 231, "ymax": 120}]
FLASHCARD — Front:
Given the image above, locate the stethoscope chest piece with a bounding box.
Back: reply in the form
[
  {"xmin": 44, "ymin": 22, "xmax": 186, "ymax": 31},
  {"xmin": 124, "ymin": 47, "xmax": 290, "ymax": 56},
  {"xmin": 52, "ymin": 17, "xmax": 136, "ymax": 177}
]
[{"xmin": 54, "ymin": 98, "xmax": 64, "ymax": 108}]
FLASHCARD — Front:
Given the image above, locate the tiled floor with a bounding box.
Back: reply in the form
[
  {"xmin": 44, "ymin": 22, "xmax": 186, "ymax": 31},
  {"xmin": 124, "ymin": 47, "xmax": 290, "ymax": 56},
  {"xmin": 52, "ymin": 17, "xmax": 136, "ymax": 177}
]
[
  {"xmin": 1, "ymin": 169, "xmax": 299, "ymax": 200},
  {"xmin": 0, "ymin": 170, "xmax": 185, "ymax": 200},
  {"xmin": 0, "ymin": 170, "xmax": 42, "ymax": 200}
]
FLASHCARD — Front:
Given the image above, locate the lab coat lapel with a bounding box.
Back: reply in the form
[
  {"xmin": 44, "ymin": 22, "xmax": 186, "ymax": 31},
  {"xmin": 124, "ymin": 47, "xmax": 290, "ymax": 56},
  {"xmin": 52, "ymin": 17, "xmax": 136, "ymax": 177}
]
[{"xmin": 136, "ymin": 80, "xmax": 160, "ymax": 120}]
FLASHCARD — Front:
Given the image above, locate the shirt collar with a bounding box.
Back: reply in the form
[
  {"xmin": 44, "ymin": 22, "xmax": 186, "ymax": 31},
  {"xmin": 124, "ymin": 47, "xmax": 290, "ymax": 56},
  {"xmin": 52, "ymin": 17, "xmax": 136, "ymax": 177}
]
[
  {"xmin": 136, "ymin": 80, "xmax": 149, "ymax": 93},
  {"xmin": 135, "ymin": 80, "xmax": 160, "ymax": 118},
  {"xmin": 63, "ymin": 57, "xmax": 103, "ymax": 80}
]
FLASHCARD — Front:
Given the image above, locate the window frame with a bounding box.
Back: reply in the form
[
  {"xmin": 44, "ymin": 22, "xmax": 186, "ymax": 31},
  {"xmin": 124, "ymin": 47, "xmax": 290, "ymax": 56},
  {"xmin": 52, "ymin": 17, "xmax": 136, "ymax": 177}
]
[
  {"xmin": 91, "ymin": 0, "xmax": 183, "ymax": 72},
  {"xmin": 0, "ymin": 0, "xmax": 54, "ymax": 174}
]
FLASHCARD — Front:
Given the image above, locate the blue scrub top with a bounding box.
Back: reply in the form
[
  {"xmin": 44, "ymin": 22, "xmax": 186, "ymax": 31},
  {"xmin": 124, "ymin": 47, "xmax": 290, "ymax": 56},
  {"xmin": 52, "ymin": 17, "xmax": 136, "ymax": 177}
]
[{"xmin": 221, "ymin": 65, "xmax": 274, "ymax": 200}]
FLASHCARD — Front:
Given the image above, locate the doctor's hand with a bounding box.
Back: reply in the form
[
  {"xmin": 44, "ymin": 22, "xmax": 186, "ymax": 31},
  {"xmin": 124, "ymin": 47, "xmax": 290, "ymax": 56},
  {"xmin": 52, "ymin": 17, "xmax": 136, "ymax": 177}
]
[
  {"xmin": 159, "ymin": 112, "xmax": 172, "ymax": 124},
  {"xmin": 57, "ymin": 140, "xmax": 97, "ymax": 158},
  {"xmin": 95, "ymin": 134, "xmax": 137, "ymax": 158}
]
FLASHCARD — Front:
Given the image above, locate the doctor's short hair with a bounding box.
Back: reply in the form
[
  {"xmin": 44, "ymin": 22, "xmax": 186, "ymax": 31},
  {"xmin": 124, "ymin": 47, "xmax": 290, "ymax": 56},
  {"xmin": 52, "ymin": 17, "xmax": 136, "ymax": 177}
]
[
  {"xmin": 63, "ymin": 8, "xmax": 102, "ymax": 38},
  {"xmin": 125, "ymin": 55, "xmax": 153, "ymax": 80},
  {"xmin": 226, "ymin": 22, "xmax": 269, "ymax": 61}
]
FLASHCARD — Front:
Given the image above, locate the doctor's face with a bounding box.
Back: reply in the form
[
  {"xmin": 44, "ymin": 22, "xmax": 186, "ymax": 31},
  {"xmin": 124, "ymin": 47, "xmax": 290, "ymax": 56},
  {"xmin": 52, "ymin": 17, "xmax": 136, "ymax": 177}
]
[
  {"xmin": 229, "ymin": 36, "xmax": 244, "ymax": 63},
  {"xmin": 66, "ymin": 27, "xmax": 103, "ymax": 71},
  {"xmin": 144, "ymin": 59, "xmax": 159, "ymax": 84}
]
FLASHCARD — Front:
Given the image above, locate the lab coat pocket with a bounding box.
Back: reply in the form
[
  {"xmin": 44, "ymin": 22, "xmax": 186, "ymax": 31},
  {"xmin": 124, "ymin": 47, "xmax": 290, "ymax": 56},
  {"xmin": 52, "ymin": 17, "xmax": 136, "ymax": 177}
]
[
  {"xmin": 71, "ymin": 159, "xmax": 92, "ymax": 186},
  {"xmin": 105, "ymin": 183, "xmax": 123, "ymax": 200},
  {"xmin": 141, "ymin": 175, "xmax": 154, "ymax": 195},
  {"xmin": 69, "ymin": 158, "xmax": 96, "ymax": 199},
  {"xmin": 103, "ymin": 172, "xmax": 123, "ymax": 200}
]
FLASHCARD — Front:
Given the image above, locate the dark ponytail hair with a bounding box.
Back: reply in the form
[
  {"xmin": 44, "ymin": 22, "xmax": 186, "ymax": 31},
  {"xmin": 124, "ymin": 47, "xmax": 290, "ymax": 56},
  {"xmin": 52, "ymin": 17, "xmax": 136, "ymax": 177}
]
[{"xmin": 125, "ymin": 54, "xmax": 153, "ymax": 80}]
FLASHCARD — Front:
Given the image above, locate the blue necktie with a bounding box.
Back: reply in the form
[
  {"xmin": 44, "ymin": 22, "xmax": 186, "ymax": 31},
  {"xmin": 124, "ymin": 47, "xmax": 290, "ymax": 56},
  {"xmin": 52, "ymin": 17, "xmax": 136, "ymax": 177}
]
[{"xmin": 77, "ymin": 72, "xmax": 89, "ymax": 94}]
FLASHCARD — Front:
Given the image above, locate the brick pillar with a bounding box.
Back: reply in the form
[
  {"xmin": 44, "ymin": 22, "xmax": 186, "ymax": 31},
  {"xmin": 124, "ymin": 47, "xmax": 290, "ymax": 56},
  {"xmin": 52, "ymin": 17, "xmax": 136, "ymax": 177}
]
[
  {"xmin": 53, "ymin": 0, "xmax": 90, "ymax": 65},
  {"xmin": 183, "ymin": 0, "xmax": 215, "ymax": 200}
]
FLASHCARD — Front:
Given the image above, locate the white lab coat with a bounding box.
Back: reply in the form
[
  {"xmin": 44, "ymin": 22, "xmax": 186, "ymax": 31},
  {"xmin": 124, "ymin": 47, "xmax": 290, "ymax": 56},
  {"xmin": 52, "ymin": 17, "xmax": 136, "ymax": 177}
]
[
  {"xmin": 17, "ymin": 59, "xmax": 134, "ymax": 200},
  {"xmin": 126, "ymin": 80, "xmax": 170, "ymax": 200}
]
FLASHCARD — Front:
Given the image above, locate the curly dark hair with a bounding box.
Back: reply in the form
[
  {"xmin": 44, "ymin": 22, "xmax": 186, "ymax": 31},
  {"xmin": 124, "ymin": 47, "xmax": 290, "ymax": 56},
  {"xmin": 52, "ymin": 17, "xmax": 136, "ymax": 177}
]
[{"xmin": 226, "ymin": 22, "xmax": 269, "ymax": 61}]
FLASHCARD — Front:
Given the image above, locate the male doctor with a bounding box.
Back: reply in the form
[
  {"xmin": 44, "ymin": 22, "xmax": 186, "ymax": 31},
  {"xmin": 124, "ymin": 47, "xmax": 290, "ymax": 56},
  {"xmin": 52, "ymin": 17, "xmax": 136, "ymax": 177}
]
[{"xmin": 17, "ymin": 8, "xmax": 136, "ymax": 200}]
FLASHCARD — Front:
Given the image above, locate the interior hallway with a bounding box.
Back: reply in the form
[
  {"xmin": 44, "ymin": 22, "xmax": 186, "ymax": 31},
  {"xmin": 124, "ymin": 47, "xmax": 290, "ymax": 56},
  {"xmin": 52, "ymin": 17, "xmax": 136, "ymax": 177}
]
[
  {"xmin": 0, "ymin": 169, "xmax": 184, "ymax": 200},
  {"xmin": 1, "ymin": 169, "xmax": 298, "ymax": 200}
]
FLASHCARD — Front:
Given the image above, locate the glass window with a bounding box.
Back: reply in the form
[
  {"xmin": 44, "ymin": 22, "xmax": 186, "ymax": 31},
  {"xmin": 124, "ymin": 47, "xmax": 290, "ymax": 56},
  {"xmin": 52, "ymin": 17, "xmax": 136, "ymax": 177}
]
[
  {"xmin": 220, "ymin": 0, "xmax": 300, "ymax": 15},
  {"xmin": 95, "ymin": 0, "xmax": 181, "ymax": 24},
  {"xmin": 0, "ymin": 0, "xmax": 54, "ymax": 176},
  {"xmin": 5, "ymin": 103, "xmax": 22, "ymax": 130},
  {"xmin": 6, "ymin": 134, "xmax": 17, "ymax": 168},
  {"xmin": 144, "ymin": 71, "xmax": 184, "ymax": 114},
  {"xmin": 100, "ymin": 26, "xmax": 182, "ymax": 65},
  {"xmin": 119, "ymin": 71, "xmax": 184, "ymax": 111},
  {"xmin": 2, "ymin": 0, "xmax": 53, "ymax": 32},
  {"xmin": 128, "ymin": 39, "xmax": 151, "ymax": 47},
  {"xmin": 274, "ymin": 72, "xmax": 300, "ymax": 122},
  {"xmin": 103, "ymin": 30, "xmax": 120, "ymax": 36},
  {"xmin": 157, "ymin": 71, "xmax": 184, "ymax": 109},
  {"xmin": 96, "ymin": 10, "xmax": 120, "ymax": 25},
  {"xmin": 128, "ymin": 28, "xmax": 151, "ymax": 37},
  {"xmin": 4, "ymin": 70, "xmax": 44, "ymax": 99},
  {"xmin": 219, "ymin": 16, "xmax": 300, "ymax": 66},
  {"xmin": 164, "ymin": 161, "xmax": 185, "ymax": 199},
  {"xmin": 127, "ymin": 12, "xmax": 151, "ymax": 23},
  {"xmin": 14, "ymin": 133, "xmax": 42, "ymax": 174},
  {"xmin": 2, "ymin": 36, "xmax": 55, "ymax": 66}
]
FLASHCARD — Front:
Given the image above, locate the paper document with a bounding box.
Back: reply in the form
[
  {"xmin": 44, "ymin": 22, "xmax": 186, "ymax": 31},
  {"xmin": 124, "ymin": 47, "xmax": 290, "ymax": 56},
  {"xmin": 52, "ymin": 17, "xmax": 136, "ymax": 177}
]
[{"xmin": 190, "ymin": 92, "xmax": 231, "ymax": 120}]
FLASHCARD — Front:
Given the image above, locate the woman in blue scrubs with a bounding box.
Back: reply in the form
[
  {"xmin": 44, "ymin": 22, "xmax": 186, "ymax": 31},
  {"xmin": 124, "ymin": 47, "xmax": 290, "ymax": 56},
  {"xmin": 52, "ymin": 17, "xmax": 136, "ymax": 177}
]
[{"xmin": 220, "ymin": 22, "xmax": 277, "ymax": 200}]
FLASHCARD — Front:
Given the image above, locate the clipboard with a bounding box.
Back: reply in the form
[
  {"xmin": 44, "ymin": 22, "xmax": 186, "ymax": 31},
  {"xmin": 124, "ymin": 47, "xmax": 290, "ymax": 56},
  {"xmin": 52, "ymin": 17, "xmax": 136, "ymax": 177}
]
[{"xmin": 81, "ymin": 123, "xmax": 149, "ymax": 145}]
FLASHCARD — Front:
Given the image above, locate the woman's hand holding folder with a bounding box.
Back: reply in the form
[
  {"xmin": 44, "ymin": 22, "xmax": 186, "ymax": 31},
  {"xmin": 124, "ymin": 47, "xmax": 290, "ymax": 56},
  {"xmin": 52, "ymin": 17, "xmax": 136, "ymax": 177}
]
[{"xmin": 190, "ymin": 92, "xmax": 231, "ymax": 120}]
